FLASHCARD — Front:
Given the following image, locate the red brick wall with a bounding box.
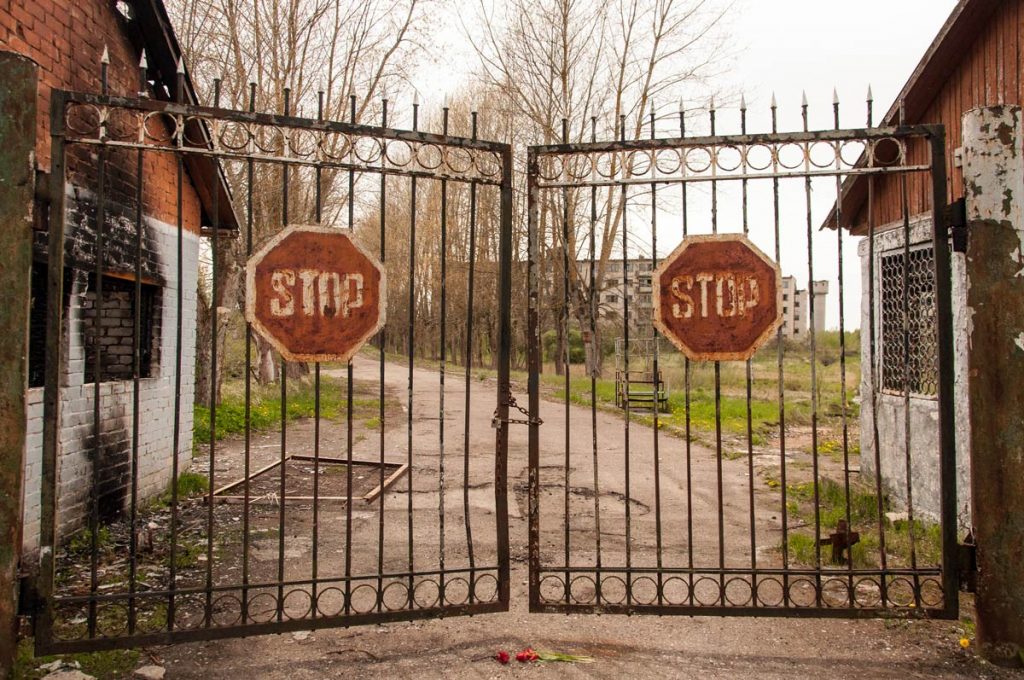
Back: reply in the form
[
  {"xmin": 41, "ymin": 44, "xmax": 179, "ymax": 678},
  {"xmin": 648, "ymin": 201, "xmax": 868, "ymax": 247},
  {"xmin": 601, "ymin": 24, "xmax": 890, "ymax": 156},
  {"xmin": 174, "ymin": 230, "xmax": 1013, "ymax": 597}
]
[{"xmin": 0, "ymin": 0, "xmax": 202, "ymax": 232}]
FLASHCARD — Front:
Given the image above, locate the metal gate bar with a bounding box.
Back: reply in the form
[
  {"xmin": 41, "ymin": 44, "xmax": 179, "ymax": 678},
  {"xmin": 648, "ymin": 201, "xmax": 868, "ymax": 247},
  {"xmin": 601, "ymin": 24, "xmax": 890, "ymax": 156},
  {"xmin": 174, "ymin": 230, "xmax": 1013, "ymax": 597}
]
[
  {"xmin": 526, "ymin": 105, "xmax": 957, "ymax": 618},
  {"xmin": 37, "ymin": 86, "xmax": 512, "ymax": 653}
]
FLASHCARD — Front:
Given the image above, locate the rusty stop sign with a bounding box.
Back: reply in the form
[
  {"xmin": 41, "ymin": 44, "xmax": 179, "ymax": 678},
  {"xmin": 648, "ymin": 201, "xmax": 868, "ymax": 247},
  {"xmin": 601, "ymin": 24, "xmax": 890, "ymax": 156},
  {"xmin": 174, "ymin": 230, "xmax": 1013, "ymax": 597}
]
[
  {"xmin": 245, "ymin": 225, "xmax": 386, "ymax": 362},
  {"xmin": 652, "ymin": 234, "xmax": 782, "ymax": 362}
]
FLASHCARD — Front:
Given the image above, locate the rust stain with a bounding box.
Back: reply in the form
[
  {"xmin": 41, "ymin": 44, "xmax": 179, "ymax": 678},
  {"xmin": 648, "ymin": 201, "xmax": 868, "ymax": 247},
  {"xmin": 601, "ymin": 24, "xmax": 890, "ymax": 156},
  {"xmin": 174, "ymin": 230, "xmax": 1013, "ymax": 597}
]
[
  {"xmin": 0, "ymin": 52, "xmax": 37, "ymax": 677},
  {"xmin": 245, "ymin": 226, "xmax": 386, "ymax": 363},
  {"xmin": 653, "ymin": 234, "xmax": 782, "ymax": 362},
  {"xmin": 967, "ymin": 218, "xmax": 1024, "ymax": 662}
]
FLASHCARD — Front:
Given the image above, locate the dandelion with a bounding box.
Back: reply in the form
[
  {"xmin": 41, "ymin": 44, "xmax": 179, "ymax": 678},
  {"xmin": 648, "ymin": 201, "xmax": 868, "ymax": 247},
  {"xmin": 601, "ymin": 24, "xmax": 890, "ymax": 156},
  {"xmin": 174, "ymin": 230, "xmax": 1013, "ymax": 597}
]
[{"xmin": 959, "ymin": 638, "xmax": 970, "ymax": 649}]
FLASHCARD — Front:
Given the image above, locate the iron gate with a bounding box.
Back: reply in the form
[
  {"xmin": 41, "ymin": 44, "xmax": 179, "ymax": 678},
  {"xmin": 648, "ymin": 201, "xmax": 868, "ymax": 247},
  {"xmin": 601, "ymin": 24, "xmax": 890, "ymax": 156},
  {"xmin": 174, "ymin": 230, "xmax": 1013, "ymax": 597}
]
[
  {"xmin": 36, "ymin": 84, "xmax": 512, "ymax": 653},
  {"xmin": 525, "ymin": 105, "xmax": 958, "ymax": 617},
  {"xmin": 33, "ymin": 83, "xmax": 962, "ymax": 655}
]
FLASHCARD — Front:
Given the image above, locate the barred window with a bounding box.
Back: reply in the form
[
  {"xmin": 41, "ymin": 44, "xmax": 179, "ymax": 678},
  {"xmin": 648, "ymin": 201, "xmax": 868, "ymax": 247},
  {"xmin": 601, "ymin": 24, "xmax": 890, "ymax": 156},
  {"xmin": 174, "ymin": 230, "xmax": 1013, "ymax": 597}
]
[{"xmin": 880, "ymin": 246, "xmax": 938, "ymax": 397}]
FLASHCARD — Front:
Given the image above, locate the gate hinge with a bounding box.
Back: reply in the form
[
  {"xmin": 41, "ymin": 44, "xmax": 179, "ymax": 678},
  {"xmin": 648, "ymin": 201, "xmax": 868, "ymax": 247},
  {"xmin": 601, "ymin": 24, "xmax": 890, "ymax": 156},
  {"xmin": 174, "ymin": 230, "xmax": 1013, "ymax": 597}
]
[
  {"xmin": 958, "ymin": 531, "xmax": 977, "ymax": 593},
  {"xmin": 491, "ymin": 390, "xmax": 543, "ymax": 428},
  {"xmin": 945, "ymin": 198, "xmax": 967, "ymax": 253}
]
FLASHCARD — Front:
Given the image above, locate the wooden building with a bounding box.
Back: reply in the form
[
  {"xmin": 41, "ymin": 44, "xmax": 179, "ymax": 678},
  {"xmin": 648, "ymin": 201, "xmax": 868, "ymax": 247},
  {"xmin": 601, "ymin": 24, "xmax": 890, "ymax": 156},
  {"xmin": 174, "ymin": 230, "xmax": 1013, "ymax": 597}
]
[{"xmin": 826, "ymin": 0, "xmax": 1021, "ymax": 527}]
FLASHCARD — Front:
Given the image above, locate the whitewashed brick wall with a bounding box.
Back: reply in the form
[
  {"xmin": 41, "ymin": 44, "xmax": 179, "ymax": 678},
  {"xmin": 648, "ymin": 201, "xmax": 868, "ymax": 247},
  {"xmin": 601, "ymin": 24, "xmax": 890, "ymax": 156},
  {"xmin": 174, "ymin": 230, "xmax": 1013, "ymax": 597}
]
[{"xmin": 22, "ymin": 210, "xmax": 199, "ymax": 553}]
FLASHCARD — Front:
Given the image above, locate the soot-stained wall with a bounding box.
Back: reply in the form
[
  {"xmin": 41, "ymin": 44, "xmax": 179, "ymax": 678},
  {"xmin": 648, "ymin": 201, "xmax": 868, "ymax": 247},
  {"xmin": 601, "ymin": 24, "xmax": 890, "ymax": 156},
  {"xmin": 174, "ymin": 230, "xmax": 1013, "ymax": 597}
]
[{"xmin": 22, "ymin": 185, "xmax": 198, "ymax": 552}]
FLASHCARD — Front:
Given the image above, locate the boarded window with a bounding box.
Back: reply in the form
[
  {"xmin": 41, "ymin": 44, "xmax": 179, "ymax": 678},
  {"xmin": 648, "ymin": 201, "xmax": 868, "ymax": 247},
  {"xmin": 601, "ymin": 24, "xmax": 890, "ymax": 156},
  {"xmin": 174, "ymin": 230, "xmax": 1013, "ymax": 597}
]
[
  {"xmin": 880, "ymin": 246, "xmax": 938, "ymax": 397},
  {"xmin": 81, "ymin": 273, "xmax": 159, "ymax": 384}
]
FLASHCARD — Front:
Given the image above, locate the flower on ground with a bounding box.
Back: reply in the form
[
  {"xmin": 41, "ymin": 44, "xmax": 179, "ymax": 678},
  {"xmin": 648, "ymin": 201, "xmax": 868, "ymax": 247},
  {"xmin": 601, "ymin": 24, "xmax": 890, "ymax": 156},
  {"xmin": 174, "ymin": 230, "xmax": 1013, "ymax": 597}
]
[
  {"xmin": 959, "ymin": 638, "xmax": 970, "ymax": 649},
  {"xmin": 495, "ymin": 650, "xmax": 510, "ymax": 664},
  {"xmin": 516, "ymin": 648, "xmax": 539, "ymax": 662}
]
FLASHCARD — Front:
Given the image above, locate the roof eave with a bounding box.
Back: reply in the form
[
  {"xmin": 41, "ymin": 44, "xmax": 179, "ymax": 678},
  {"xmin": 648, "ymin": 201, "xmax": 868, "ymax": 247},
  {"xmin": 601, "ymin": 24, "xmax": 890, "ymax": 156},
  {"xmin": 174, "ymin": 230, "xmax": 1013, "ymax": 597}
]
[{"xmin": 820, "ymin": 0, "xmax": 1002, "ymax": 234}]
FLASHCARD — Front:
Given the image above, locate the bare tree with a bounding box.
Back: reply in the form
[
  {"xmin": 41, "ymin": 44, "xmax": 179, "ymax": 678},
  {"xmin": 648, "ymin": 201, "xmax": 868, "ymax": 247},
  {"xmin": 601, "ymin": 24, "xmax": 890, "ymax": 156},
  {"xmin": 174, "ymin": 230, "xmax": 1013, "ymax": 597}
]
[
  {"xmin": 468, "ymin": 0, "xmax": 730, "ymax": 376},
  {"xmin": 167, "ymin": 0, "xmax": 431, "ymax": 399}
]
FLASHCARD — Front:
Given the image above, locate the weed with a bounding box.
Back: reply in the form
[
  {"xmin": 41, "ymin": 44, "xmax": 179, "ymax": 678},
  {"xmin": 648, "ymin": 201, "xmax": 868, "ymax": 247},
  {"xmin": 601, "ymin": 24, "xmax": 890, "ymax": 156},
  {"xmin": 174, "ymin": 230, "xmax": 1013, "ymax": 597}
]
[
  {"xmin": 67, "ymin": 525, "xmax": 112, "ymax": 556},
  {"xmin": 787, "ymin": 533, "xmax": 818, "ymax": 565},
  {"xmin": 16, "ymin": 638, "xmax": 140, "ymax": 679},
  {"xmin": 169, "ymin": 540, "xmax": 205, "ymax": 570},
  {"xmin": 152, "ymin": 472, "xmax": 210, "ymax": 508},
  {"xmin": 176, "ymin": 471, "xmax": 209, "ymax": 497}
]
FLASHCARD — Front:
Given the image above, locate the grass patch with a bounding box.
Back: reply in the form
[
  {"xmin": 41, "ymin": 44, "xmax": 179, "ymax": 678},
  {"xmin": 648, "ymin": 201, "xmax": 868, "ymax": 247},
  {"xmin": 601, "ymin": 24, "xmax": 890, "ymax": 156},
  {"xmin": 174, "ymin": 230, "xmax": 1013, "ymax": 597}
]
[
  {"xmin": 553, "ymin": 373, "xmax": 800, "ymax": 442},
  {"xmin": 16, "ymin": 638, "xmax": 140, "ymax": 679},
  {"xmin": 175, "ymin": 471, "xmax": 209, "ymax": 497},
  {"xmin": 150, "ymin": 471, "xmax": 210, "ymax": 509},
  {"xmin": 782, "ymin": 477, "xmax": 942, "ymax": 569},
  {"xmin": 194, "ymin": 377, "xmax": 380, "ymax": 445}
]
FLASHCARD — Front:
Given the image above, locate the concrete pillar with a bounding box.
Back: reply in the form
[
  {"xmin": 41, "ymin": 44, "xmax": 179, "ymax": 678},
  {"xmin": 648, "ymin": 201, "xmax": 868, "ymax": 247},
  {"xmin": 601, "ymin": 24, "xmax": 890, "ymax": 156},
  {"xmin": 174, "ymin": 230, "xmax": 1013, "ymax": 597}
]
[
  {"xmin": 962, "ymin": 105, "xmax": 1024, "ymax": 667},
  {"xmin": 0, "ymin": 52, "xmax": 38, "ymax": 679}
]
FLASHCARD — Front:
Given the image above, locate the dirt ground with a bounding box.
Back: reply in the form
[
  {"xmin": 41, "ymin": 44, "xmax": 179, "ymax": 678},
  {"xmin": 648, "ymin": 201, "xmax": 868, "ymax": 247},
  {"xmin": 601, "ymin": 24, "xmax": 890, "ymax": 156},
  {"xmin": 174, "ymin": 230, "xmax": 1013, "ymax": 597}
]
[
  {"xmin": 131, "ymin": 357, "xmax": 1013, "ymax": 679},
  {"xmin": 154, "ymin": 594, "xmax": 1011, "ymax": 679},
  {"xmin": 48, "ymin": 356, "xmax": 1018, "ymax": 678}
]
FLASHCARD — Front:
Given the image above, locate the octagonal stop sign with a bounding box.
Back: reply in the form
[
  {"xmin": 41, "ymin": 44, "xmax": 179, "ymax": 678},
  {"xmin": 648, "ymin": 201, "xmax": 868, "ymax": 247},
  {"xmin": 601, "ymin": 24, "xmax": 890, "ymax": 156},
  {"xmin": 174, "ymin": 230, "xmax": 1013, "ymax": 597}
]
[
  {"xmin": 245, "ymin": 225, "xmax": 386, "ymax": 363},
  {"xmin": 653, "ymin": 234, "xmax": 782, "ymax": 361}
]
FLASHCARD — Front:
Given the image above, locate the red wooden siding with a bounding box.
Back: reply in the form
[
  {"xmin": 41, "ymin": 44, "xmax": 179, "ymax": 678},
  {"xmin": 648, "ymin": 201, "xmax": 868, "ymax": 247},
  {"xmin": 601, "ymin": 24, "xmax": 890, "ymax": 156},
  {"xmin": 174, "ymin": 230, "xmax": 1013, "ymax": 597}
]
[{"xmin": 850, "ymin": 0, "xmax": 1022, "ymax": 234}]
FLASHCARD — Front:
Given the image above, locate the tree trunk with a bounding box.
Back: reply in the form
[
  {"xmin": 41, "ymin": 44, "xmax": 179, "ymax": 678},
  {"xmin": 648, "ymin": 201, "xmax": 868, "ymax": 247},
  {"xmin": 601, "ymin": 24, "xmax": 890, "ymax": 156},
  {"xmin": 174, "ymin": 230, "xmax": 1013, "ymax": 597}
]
[
  {"xmin": 255, "ymin": 334, "xmax": 277, "ymax": 385},
  {"xmin": 554, "ymin": 309, "xmax": 566, "ymax": 376},
  {"xmin": 286, "ymin": 361, "xmax": 311, "ymax": 381},
  {"xmin": 194, "ymin": 281, "xmax": 213, "ymax": 407},
  {"xmin": 584, "ymin": 326, "xmax": 597, "ymax": 378}
]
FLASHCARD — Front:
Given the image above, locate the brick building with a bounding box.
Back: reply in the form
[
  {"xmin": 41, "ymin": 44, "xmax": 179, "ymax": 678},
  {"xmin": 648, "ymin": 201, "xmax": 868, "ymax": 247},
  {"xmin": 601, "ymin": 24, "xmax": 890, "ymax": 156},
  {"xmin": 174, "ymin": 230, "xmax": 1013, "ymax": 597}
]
[{"xmin": 1, "ymin": 0, "xmax": 237, "ymax": 552}]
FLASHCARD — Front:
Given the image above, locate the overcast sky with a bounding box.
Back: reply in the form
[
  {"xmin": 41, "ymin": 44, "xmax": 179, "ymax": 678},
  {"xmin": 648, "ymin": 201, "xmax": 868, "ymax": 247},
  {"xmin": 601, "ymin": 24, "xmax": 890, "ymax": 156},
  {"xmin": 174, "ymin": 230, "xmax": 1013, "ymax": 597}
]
[
  {"xmin": 730, "ymin": 0, "xmax": 959, "ymax": 130},
  {"xmin": 413, "ymin": 0, "xmax": 962, "ymax": 330}
]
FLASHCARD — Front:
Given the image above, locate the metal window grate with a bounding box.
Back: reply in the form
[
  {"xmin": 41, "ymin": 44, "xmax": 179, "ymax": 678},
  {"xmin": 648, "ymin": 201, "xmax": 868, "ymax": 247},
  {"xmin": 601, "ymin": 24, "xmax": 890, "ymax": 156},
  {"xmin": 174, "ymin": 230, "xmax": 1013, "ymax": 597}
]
[{"xmin": 881, "ymin": 246, "xmax": 938, "ymax": 397}]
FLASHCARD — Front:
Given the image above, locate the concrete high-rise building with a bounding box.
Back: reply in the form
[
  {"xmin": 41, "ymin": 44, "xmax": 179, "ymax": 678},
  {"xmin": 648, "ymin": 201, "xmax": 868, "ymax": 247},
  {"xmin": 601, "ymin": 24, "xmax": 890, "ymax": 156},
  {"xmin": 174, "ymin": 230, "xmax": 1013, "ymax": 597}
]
[
  {"xmin": 781, "ymin": 276, "xmax": 828, "ymax": 339},
  {"xmin": 575, "ymin": 258, "xmax": 655, "ymax": 335},
  {"xmin": 811, "ymin": 280, "xmax": 829, "ymax": 334}
]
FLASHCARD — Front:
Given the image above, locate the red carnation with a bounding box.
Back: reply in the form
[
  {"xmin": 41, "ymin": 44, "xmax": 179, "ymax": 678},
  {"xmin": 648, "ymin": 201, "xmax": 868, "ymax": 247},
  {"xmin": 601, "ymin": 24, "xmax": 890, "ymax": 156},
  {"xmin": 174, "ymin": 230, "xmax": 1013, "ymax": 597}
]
[{"xmin": 495, "ymin": 650, "xmax": 510, "ymax": 665}]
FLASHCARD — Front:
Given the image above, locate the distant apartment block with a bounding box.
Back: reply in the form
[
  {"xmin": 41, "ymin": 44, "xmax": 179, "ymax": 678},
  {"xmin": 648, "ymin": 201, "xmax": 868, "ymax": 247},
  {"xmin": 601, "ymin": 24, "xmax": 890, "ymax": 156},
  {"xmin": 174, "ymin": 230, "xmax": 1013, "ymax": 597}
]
[
  {"xmin": 575, "ymin": 260, "xmax": 828, "ymax": 340},
  {"xmin": 576, "ymin": 258, "xmax": 655, "ymax": 334},
  {"xmin": 781, "ymin": 276, "xmax": 829, "ymax": 339}
]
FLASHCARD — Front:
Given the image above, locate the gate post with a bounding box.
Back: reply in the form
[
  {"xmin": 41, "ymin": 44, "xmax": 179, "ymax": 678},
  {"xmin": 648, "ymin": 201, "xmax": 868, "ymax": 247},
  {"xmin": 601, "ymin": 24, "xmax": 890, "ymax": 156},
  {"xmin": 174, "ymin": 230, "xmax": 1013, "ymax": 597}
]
[
  {"xmin": 0, "ymin": 52, "xmax": 38, "ymax": 679},
  {"xmin": 962, "ymin": 105, "xmax": 1024, "ymax": 667}
]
